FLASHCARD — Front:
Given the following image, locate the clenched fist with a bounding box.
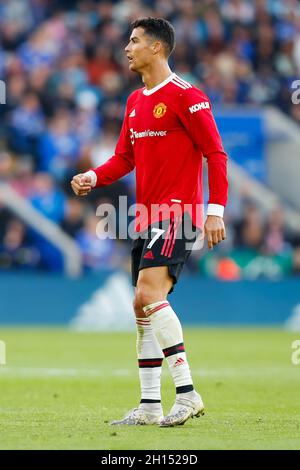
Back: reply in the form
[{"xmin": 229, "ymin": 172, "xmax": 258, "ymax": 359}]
[
  {"xmin": 71, "ymin": 173, "xmax": 93, "ymax": 196},
  {"xmin": 204, "ymin": 215, "xmax": 226, "ymax": 250}
]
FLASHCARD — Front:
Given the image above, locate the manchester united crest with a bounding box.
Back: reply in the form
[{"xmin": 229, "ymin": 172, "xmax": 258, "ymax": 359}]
[{"xmin": 153, "ymin": 102, "xmax": 167, "ymax": 118}]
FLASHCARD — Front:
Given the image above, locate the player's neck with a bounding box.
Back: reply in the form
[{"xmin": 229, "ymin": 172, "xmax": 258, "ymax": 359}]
[{"xmin": 141, "ymin": 63, "xmax": 173, "ymax": 91}]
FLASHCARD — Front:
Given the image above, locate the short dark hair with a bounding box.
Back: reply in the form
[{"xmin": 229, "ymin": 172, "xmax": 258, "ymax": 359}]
[{"xmin": 130, "ymin": 17, "xmax": 175, "ymax": 57}]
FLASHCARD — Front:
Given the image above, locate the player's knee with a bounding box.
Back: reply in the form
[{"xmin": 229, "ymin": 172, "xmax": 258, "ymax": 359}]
[
  {"xmin": 135, "ymin": 282, "xmax": 160, "ymax": 309},
  {"xmin": 133, "ymin": 296, "xmax": 144, "ymax": 317}
]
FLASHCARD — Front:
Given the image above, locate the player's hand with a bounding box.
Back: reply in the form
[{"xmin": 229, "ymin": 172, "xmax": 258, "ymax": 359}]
[
  {"xmin": 71, "ymin": 174, "xmax": 93, "ymax": 196},
  {"xmin": 204, "ymin": 215, "xmax": 226, "ymax": 250}
]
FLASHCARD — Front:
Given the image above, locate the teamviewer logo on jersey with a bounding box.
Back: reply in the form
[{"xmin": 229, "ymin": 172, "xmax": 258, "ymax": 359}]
[
  {"xmin": 189, "ymin": 101, "xmax": 210, "ymax": 113},
  {"xmin": 130, "ymin": 128, "xmax": 167, "ymax": 145}
]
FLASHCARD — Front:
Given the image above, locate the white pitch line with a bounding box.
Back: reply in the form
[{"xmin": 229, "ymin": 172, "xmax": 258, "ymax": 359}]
[
  {"xmin": 0, "ymin": 367, "xmax": 132, "ymax": 378},
  {"xmin": 0, "ymin": 366, "xmax": 298, "ymax": 379}
]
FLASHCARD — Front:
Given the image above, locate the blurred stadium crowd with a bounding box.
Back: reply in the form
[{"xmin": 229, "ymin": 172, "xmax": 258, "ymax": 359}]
[{"xmin": 1, "ymin": 0, "xmax": 300, "ymax": 279}]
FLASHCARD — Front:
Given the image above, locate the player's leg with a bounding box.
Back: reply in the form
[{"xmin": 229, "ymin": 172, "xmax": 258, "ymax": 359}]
[
  {"xmin": 134, "ymin": 292, "xmax": 164, "ymax": 413},
  {"xmin": 110, "ymin": 239, "xmax": 165, "ymax": 426},
  {"xmin": 135, "ymin": 264, "xmax": 204, "ymax": 427}
]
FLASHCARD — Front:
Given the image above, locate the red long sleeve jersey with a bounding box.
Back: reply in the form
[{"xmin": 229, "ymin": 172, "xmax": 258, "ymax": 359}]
[{"xmin": 91, "ymin": 73, "xmax": 228, "ymax": 232}]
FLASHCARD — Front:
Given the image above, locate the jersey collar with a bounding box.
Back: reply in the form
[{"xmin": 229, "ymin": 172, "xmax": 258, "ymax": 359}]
[{"xmin": 143, "ymin": 72, "xmax": 176, "ymax": 96}]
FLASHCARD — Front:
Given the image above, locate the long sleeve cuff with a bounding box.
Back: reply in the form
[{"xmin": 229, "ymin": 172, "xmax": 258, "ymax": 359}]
[
  {"xmin": 206, "ymin": 203, "xmax": 224, "ymax": 218},
  {"xmin": 83, "ymin": 170, "xmax": 97, "ymax": 187}
]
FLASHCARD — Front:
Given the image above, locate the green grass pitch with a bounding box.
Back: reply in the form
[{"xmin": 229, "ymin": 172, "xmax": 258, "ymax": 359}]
[{"xmin": 0, "ymin": 327, "xmax": 299, "ymax": 450}]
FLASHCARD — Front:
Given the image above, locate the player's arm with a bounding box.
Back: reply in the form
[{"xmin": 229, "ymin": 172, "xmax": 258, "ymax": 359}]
[
  {"xmin": 179, "ymin": 88, "xmax": 228, "ymax": 249},
  {"xmin": 71, "ymin": 102, "xmax": 135, "ymax": 196}
]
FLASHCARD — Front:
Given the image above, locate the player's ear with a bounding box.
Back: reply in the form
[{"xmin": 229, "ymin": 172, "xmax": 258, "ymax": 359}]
[{"xmin": 152, "ymin": 40, "xmax": 163, "ymax": 55}]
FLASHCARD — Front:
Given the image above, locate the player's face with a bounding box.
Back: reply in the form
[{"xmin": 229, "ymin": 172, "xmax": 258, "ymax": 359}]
[{"xmin": 125, "ymin": 28, "xmax": 155, "ymax": 73}]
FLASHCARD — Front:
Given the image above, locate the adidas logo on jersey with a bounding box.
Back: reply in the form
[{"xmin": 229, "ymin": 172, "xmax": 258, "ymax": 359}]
[
  {"xmin": 129, "ymin": 109, "xmax": 136, "ymax": 117},
  {"xmin": 189, "ymin": 101, "xmax": 210, "ymax": 113}
]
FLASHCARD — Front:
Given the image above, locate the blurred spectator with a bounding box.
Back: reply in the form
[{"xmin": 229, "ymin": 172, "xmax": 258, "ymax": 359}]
[
  {"xmin": 10, "ymin": 156, "xmax": 35, "ymax": 198},
  {"xmin": 221, "ymin": 0, "xmax": 255, "ymax": 25},
  {"xmin": 89, "ymin": 122, "xmax": 119, "ymax": 168},
  {"xmin": 61, "ymin": 197, "xmax": 85, "ymax": 237},
  {"xmin": 0, "ymin": 219, "xmax": 40, "ymax": 270},
  {"xmin": 8, "ymin": 91, "xmax": 45, "ymax": 158},
  {"xmin": 233, "ymin": 200, "xmax": 264, "ymax": 250},
  {"xmin": 38, "ymin": 109, "xmax": 80, "ymax": 182},
  {"xmin": 86, "ymin": 44, "xmax": 119, "ymax": 86},
  {"xmin": 74, "ymin": 89, "xmax": 101, "ymax": 146},
  {"xmin": 264, "ymin": 206, "xmax": 292, "ymax": 255},
  {"xmin": 29, "ymin": 172, "xmax": 65, "ymax": 222},
  {"xmin": 0, "ymin": 151, "xmax": 15, "ymax": 181},
  {"xmin": 76, "ymin": 214, "xmax": 120, "ymax": 271}
]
